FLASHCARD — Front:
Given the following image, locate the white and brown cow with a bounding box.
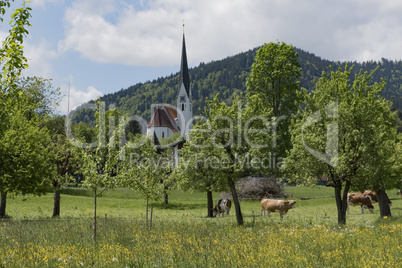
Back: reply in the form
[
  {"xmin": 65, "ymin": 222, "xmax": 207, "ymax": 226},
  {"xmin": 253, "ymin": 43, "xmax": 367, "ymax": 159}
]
[
  {"xmin": 347, "ymin": 193, "xmax": 374, "ymax": 214},
  {"xmin": 260, "ymin": 199, "xmax": 296, "ymax": 219},
  {"xmin": 363, "ymin": 190, "xmax": 392, "ymax": 207},
  {"xmin": 396, "ymin": 189, "xmax": 401, "ymax": 196},
  {"xmin": 212, "ymin": 199, "xmax": 232, "ymax": 217}
]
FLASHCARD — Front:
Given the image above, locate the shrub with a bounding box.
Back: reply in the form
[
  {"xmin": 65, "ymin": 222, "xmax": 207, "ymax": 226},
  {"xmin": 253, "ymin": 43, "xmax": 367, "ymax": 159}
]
[{"xmin": 221, "ymin": 177, "xmax": 289, "ymax": 200}]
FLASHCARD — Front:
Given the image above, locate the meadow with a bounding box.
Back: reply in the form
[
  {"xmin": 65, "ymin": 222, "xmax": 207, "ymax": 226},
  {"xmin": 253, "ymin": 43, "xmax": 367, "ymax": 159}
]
[{"xmin": 1, "ymin": 186, "xmax": 401, "ymax": 267}]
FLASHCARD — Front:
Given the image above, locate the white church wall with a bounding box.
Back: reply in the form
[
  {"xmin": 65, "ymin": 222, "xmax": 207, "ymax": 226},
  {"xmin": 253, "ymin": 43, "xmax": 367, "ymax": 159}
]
[
  {"xmin": 146, "ymin": 127, "xmax": 175, "ymax": 140},
  {"xmin": 176, "ymin": 83, "xmax": 192, "ymax": 138}
]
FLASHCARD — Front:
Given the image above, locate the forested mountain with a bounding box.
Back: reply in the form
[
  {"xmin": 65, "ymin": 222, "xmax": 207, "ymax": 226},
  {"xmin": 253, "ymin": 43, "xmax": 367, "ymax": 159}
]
[{"xmin": 73, "ymin": 46, "xmax": 402, "ymax": 124}]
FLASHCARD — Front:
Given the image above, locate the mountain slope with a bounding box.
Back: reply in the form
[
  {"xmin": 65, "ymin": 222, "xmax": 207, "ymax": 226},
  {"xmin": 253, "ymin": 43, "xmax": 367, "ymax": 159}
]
[{"xmin": 78, "ymin": 46, "xmax": 402, "ymax": 123}]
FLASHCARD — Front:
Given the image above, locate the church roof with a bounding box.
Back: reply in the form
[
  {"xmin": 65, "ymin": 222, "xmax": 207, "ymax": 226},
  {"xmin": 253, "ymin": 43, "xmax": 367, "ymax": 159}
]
[
  {"xmin": 164, "ymin": 106, "xmax": 177, "ymax": 123},
  {"xmin": 179, "ymin": 33, "xmax": 190, "ymax": 96},
  {"xmin": 147, "ymin": 106, "xmax": 178, "ymax": 133}
]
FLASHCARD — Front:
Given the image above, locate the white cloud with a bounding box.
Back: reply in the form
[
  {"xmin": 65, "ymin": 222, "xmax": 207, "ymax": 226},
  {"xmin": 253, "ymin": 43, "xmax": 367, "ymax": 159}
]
[
  {"xmin": 58, "ymin": 84, "xmax": 103, "ymax": 115},
  {"xmin": 57, "ymin": 0, "xmax": 402, "ymax": 68},
  {"xmin": 58, "ymin": 0, "xmax": 271, "ymax": 66},
  {"xmin": 24, "ymin": 40, "xmax": 58, "ymax": 79},
  {"xmin": 58, "ymin": 0, "xmax": 179, "ymax": 66}
]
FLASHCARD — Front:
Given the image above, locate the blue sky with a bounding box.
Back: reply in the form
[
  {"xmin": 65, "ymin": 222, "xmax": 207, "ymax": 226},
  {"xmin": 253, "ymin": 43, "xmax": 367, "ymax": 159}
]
[{"xmin": 3, "ymin": 0, "xmax": 402, "ymax": 114}]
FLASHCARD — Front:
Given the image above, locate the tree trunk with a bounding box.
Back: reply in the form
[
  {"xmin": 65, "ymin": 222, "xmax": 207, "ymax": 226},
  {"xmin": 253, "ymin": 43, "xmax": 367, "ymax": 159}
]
[
  {"xmin": 375, "ymin": 189, "xmax": 392, "ymax": 218},
  {"xmin": 146, "ymin": 197, "xmax": 149, "ymax": 226},
  {"xmin": 0, "ymin": 192, "xmax": 6, "ymax": 218},
  {"xmin": 228, "ymin": 177, "xmax": 243, "ymax": 225},
  {"xmin": 52, "ymin": 188, "xmax": 61, "ymax": 218},
  {"xmin": 207, "ymin": 190, "xmax": 214, "ymax": 217},
  {"xmin": 334, "ymin": 182, "xmax": 349, "ymax": 226},
  {"xmin": 164, "ymin": 193, "xmax": 168, "ymax": 205}
]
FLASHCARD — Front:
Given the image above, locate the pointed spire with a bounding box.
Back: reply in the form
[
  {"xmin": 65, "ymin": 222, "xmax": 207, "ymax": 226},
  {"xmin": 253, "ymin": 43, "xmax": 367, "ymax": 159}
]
[{"xmin": 179, "ymin": 33, "xmax": 190, "ymax": 96}]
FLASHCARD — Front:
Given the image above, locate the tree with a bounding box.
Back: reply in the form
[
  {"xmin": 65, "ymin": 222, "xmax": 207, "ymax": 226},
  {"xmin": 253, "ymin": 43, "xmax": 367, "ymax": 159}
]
[
  {"xmin": 121, "ymin": 137, "xmax": 169, "ymax": 226},
  {"xmin": 285, "ymin": 64, "xmax": 399, "ymax": 225},
  {"xmin": 80, "ymin": 101, "xmax": 119, "ymax": 243},
  {"xmin": 23, "ymin": 77, "xmax": 68, "ymax": 219},
  {"xmin": 243, "ymin": 93, "xmax": 275, "ymax": 173},
  {"xmin": 0, "ymin": 0, "xmax": 31, "ymax": 88},
  {"xmin": 0, "ymin": 0, "xmax": 33, "ymax": 218},
  {"xmin": 45, "ymin": 116, "xmax": 80, "ymax": 218},
  {"xmin": 125, "ymin": 118, "xmax": 143, "ymax": 141},
  {"xmin": 355, "ymin": 101, "xmax": 400, "ymax": 217},
  {"xmin": 173, "ymin": 140, "xmax": 228, "ymax": 217},
  {"xmin": 146, "ymin": 132, "xmax": 174, "ymax": 205},
  {"xmin": 394, "ymin": 135, "xmax": 402, "ymax": 190},
  {"xmin": 185, "ymin": 94, "xmax": 250, "ymax": 225},
  {"xmin": 0, "ymin": 76, "xmax": 59, "ymax": 218},
  {"xmin": 17, "ymin": 77, "xmax": 60, "ymax": 119},
  {"xmin": 50, "ymin": 135, "xmax": 77, "ymax": 218},
  {"xmin": 246, "ymin": 41, "xmax": 302, "ymax": 169},
  {"xmin": 0, "ymin": 110, "xmax": 52, "ymax": 217},
  {"xmin": 158, "ymin": 147, "xmax": 176, "ymax": 205},
  {"xmin": 81, "ymin": 147, "xmax": 118, "ymax": 242},
  {"xmin": 72, "ymin": 121, "xmax": 97, "ymax": 144},
  {"xmin": 1, "ymin": 0, "xmax": 32, "ymax": 129}
]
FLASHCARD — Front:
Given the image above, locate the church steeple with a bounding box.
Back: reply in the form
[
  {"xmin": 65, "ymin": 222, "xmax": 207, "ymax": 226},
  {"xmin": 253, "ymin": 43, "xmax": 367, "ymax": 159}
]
[
  {"xmin": 179, "ymin": 33, "xmax": 190, "ymax": 96},
  {"xmin": 176, "ymin": 29, "xmax": 192, "ymax": 139}
]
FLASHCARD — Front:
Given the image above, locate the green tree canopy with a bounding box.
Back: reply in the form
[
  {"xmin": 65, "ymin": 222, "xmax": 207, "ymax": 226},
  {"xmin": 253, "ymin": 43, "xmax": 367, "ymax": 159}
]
[
  {"xmin": 46, "ymin": 116, "xmax": 81, "ymax": 218},
  {"xmin": 184, "ymin": 94, "xmax": 253, "ymax": 225},
  {"xmin": 246, "ymin": 41, "xmax": 301, "ymax": 117},
  {"xmin": 79, "ymin": 101, "xmax": 120, "ymax": 243},
  {"xmin": 285, "ymin": 64, "xmax": 399, "ymax": 224},
  {"xmin": 120, "ymin": 137, "xmax": 171, "ymax": 225},
  {"xmin": 246, "ymin": 41, "xmax": 302, "ymax": 172}
]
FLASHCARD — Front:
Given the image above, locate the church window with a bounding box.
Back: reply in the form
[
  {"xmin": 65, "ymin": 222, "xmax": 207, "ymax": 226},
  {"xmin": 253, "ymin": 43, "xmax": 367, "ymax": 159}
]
[
  {"xmin": 162, "ymin": 132, "xmax": 165, "ymax": 138},
  {"xmin": 182, "ymin": 103, "xmax": 185, "ymax": 111}
]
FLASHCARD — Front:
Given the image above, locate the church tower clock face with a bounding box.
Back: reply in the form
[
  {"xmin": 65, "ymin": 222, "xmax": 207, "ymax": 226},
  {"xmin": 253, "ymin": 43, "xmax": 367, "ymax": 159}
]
[{"xmin": 180, "ymin": 95, "xmax": 186, "ymax": 102}]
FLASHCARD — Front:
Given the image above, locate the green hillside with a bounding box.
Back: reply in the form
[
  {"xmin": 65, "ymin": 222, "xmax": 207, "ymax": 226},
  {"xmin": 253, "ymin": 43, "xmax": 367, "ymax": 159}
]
[{"xmin": 74, "ymin": 46, "xmax": 402, "ymax": 124}]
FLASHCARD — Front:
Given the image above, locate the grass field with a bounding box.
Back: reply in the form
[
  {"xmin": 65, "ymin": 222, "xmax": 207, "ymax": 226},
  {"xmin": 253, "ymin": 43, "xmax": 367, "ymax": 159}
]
[{"xmin": 1, "ymin": 186, "xmax": 401, "ymax": 267}]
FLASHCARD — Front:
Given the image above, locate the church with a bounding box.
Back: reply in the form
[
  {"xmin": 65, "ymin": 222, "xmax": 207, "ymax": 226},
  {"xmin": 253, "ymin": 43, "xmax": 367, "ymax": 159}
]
[{"xmin": 146, "ymin": 33, "xmax": 193, "ymax": 141}]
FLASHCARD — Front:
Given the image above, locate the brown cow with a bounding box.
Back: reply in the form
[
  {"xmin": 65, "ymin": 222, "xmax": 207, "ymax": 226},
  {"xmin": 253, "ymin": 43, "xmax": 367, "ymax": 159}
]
[
  {"xmin": 347, "ymin": 193, "xmax": 374, "ymax": 214},
  {"xmin": 363, "ymin": 190, "xmax": 392, "ymax": 207},
  {"xmin": 260, "ymin": 199, "xmax": 296, "ymax": 218},
  {"xmin": 212, "ymin": 199, "xmax": 231, "ymax": 217}
]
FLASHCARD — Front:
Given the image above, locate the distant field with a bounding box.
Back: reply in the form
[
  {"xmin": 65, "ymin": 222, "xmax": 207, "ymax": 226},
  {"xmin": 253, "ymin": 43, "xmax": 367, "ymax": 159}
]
[
  {"xmin": 3, "ymin": 186, "xmax": 402, "ymax": 224},
  {"xmin": 284, "ymin": 185, "xmax": 334, "ymax": 199},
  {"xmin": 1, "ymin": 186, "xmax": 401, "ymax": 267}
]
